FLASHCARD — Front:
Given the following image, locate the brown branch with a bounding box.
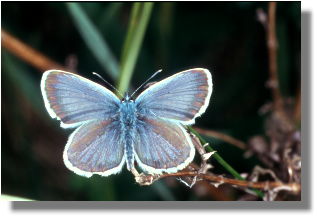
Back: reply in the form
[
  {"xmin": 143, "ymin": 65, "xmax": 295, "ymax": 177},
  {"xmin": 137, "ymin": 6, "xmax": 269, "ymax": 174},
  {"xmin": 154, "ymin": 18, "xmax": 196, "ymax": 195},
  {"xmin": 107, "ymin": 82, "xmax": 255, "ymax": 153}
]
[
  {"xmin": 257, "ymin": 3, "xmax": 295, "ymax": 129},
  {"xmin": 194, "ymin": 127, "xmax": 247, "ymax": 149},
  {"xmin": 137, "ymin": 171, "xmax": 300, "ymax": 193},
  {"xmin": 267, "ymin": 2, "xmax": 284, "ymax": 111},
  {"xmin": 1, "ymin": 29, "xmax": 68, "ymax": 72}
]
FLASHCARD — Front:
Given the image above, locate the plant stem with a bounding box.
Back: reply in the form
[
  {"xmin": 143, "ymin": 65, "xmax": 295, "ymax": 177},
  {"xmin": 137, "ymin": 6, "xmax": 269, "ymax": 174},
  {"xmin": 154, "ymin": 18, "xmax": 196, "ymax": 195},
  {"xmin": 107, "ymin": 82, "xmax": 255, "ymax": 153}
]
[
  {"xmin": 188, "ymin": 126, "xmax": 264, "ymax": 198},
  {"xmin": 117, "ymin": 3, "xmax": 154, "ymax": 94}
]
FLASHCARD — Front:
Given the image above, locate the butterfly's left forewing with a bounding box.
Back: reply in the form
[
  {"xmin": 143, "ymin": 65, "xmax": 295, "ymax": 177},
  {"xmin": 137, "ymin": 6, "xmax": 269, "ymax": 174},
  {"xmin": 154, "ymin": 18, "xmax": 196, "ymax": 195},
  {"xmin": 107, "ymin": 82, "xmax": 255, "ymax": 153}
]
[{"xmin": 41, "ymin": 70, "xmax": 120, "ymax": 128}]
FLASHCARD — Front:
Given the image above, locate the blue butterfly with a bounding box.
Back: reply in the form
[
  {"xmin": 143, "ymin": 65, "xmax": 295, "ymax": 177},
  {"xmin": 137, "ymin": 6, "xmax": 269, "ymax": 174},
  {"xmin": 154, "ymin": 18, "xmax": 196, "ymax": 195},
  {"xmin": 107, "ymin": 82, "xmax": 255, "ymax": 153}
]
[{"xmin": 40, "ymin": 68, "xmax": 212, "ymax": 177}]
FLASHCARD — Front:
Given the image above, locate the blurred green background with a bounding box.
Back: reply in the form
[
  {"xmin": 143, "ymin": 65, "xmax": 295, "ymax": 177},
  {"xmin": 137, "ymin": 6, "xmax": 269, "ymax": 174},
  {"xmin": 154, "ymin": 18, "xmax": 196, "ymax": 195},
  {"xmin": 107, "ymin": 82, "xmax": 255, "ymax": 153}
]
[{"xmin": 1, "ymin": 2, "xmax": 300, "ymax": 200}]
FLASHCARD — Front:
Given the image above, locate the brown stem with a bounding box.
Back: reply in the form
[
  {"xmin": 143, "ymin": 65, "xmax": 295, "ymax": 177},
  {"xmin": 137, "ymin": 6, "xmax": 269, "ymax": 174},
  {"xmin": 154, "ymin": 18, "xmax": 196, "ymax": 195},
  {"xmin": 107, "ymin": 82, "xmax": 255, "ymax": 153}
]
[
  {"xmin": 136, "ymin": 163, "xmax": 300, "ymax": 194},
  {"xmin": 157, "ymin": 171, "xmax": 300, "ymax": 193},
  {"xmin": 194, "ymin": 127, "xmax": 247, "ymax": 149},
  {"xmin": 267, "ymin": 2, "xmax": 283, "ymax": 111},
  {"xmin": 1, "ymin": 29, "xmax": 68, "ymax": 72}
]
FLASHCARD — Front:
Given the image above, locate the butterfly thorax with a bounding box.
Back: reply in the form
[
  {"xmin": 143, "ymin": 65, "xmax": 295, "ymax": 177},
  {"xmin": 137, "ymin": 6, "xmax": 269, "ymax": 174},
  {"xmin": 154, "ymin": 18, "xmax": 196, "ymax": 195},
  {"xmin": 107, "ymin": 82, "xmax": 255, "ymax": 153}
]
[{"xmin": 119, "ymin": 99, "xmax": 137, "ymax": 128}]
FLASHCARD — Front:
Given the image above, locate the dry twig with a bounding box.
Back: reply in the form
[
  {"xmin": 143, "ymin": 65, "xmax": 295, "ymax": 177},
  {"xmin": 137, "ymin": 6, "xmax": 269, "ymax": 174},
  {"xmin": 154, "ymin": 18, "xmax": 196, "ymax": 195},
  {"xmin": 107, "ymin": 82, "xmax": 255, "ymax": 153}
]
[
  {"xmin": 266, "ymin": 2, "xmax": 283, "ymax": 111},
  {"xmin": 252, "ymin": 3, "xmax": 301, "ymax": 200},
  {"xmin": 134, "ymin": 137, "xmax": 300, "ymax": 198},
  {"xmin": 194, "ymin": 127, "xmax": 247, "ymax": 150},
  {"xmin": 135, "ymin": 169, "xmax": 300, "ymax": 194},
  {"xmin": 1, "ymin": 29, "xmax": 68, "ymax": 72}
]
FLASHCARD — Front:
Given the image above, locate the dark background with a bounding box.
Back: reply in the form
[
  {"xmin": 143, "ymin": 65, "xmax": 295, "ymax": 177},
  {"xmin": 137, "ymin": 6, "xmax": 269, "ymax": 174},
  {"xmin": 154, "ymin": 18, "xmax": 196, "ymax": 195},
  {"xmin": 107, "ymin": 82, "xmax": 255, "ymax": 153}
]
[{"xmin": 1, "ymin": 2, "xmax": 300, "ymax": 200}]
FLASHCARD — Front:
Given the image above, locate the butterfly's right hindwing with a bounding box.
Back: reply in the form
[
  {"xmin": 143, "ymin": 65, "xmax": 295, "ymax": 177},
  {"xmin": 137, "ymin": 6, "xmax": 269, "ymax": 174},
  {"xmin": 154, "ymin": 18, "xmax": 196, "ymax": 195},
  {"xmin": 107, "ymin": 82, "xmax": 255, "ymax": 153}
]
[{"xmin": 133, "ymin": 116, "xmax": 195, "ymax": 174}]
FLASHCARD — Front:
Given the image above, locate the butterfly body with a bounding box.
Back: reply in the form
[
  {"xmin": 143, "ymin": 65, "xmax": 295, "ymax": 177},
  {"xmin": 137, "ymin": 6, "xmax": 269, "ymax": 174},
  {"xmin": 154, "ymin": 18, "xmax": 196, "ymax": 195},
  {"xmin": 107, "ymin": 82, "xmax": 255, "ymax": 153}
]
[
  {"xmin": 41, "ymin": 68, "xmax": 212, "ymax": 177},
  {"xmin": 118, "ymin": 97, "xmax": 137, "ymax": 170}
]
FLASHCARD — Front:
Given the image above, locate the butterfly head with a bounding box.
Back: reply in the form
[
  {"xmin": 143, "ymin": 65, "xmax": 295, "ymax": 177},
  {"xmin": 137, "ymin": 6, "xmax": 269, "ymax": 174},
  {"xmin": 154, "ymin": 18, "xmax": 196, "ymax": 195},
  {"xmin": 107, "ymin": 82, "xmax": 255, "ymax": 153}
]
[{"xmin": 122, "ymin": 93, "xmax": 133, "ymax": 102}]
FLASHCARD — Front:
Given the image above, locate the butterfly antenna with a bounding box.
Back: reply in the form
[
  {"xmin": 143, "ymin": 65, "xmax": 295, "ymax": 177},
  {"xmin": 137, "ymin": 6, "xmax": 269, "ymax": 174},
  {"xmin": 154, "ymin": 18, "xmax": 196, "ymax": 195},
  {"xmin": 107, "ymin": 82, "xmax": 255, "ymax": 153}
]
[
  {"xmin": 131, "ymin": 69, "xmax": 162, "ymax": 98},
  {"xmin": 92, "ymin": 72, "xmax": 124, "ymax": 98}
]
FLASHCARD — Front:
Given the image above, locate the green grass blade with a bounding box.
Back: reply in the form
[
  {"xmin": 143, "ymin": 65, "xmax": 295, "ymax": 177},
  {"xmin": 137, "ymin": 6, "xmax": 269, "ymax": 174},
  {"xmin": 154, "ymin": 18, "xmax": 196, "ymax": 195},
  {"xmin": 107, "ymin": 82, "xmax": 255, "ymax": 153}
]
[
  {"xmin": 188, "ymin": 126, "xmax": 264, "ymax": 198},
  {"xmin": 66, "ymin": 3, "xmax": 119, "ymax": 79},
  {"xmin": 98, "ymin": 3, "xmax": 123, "ymax": 30},
  {"xmin": 120, "ymin": 3, "xmax": 142, "ymax": 67},
  {"xmin": 117, "ymin": 2, "xmax": 154, "ymax": 94}
]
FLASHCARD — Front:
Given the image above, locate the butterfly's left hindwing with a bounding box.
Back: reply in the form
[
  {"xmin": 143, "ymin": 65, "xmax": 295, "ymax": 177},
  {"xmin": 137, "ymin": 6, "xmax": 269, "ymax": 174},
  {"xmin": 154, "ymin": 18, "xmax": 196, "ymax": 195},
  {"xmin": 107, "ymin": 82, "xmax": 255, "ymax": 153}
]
[{"xmin": 64, "ymin": 120, "xmax": 125, "ymax": 177}]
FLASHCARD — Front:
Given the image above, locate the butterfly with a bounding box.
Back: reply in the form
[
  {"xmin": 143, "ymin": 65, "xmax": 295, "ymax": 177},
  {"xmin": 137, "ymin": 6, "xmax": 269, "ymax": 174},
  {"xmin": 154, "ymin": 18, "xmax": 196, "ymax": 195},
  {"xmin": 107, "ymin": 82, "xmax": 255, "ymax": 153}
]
[{"xmin": 40, "ymin": 68, "xmax": 212, "ymax": 177}]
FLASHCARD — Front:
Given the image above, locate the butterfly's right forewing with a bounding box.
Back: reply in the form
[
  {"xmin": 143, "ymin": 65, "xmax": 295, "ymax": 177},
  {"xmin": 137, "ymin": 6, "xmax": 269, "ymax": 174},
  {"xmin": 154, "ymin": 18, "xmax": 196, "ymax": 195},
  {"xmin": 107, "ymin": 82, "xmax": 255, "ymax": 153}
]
[{"xmin": 135, "ymin": 68, "xmax": 212, "ymax": 125}]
